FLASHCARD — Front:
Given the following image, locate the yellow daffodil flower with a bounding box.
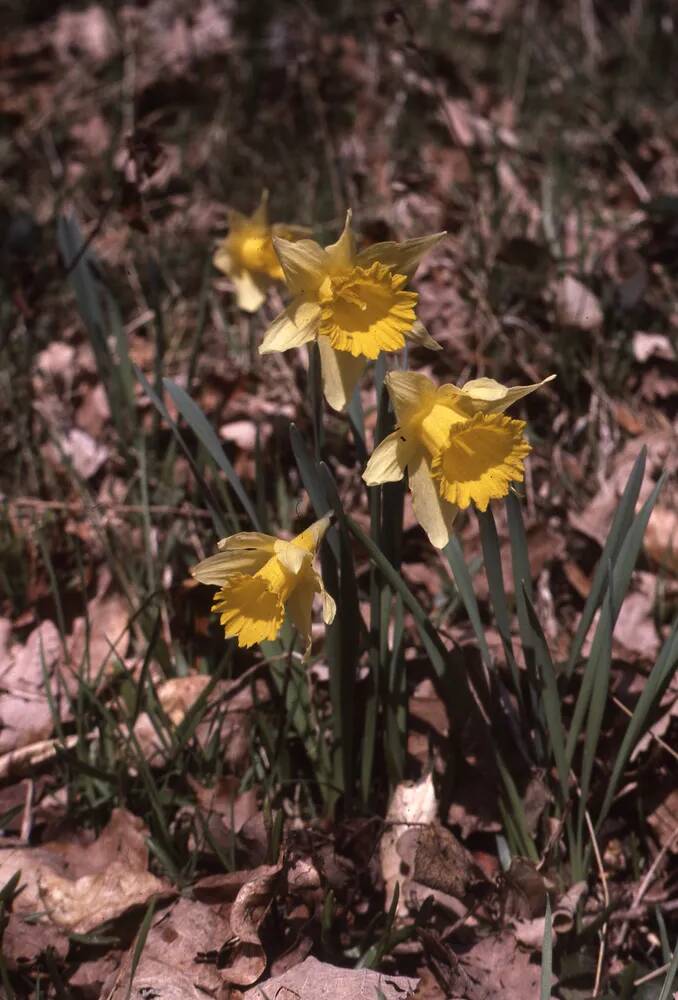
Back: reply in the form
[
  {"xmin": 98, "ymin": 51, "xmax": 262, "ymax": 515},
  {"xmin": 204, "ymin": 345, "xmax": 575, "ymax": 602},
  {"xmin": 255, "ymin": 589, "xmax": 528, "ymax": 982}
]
[
  {"xmin": 214, "ymin": 191, "xmax": 308, "ymax": 313},
  {"xmin": 191, "ymin": 515, "xmax": 336, "ymax": 656},
  {"xmin": 259, "ymin": 211, "xmax": 446, "ymax": 410},
  {"xmin": 363, "ymin": 371, "xmax": 556, "ymax": 548}
]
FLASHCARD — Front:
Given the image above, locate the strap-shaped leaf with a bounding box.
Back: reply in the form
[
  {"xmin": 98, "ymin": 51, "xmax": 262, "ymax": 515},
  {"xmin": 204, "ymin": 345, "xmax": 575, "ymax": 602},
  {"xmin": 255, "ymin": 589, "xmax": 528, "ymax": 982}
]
[{"xmin": 163, "ymin": 378, "xmax": 260, "ymax": 530}]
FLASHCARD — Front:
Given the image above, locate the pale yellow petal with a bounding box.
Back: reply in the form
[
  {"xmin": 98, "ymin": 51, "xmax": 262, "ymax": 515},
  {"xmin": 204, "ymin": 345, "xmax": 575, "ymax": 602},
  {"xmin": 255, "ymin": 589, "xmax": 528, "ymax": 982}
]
[
  {"xmin": 362, "ymin": 430, "xmax": 414, "ymax": 486},
  {"xmin": 286, "ymin": 576, "xmax": 317, "ymax": 659},
  {"xmin": 213, "ymin": 242, "xmax": 233, "ymax": 277},
  {"xmin": 317, "ymin": 335, "xmax": 367, "ymax": 411},
  {"xmin": 406, "ymin": 319, "xmax": 443, "ymax": 352},
  {"xmin": 192, "ymin": 549, "xmax": 270, "ymax": 585},
  {"xmin": 321, "ymin": 586, "xmax": 336, "ymax": 625},
  {"xmin": 384, "ymin": 370, "xmax": 437, "ymax": 425},
  {"xmin": 272, "ymin": 237, "xmax": 329, "ymax": 296},
  {"xmin": 408, "ymin": 453, "xmax": 459, "ymax": 549},
  {"xmin": 461, "ymin": 374, "xmax": 557, "ymax": 414},
  {"xmin": 259, "ymin": 299, "xmax": 321, "ymax": 354},
  {"xmin": 251, "ymin": 189, "xmax": 270, "ymax": 227},
  {"xmin": 274, "ymin": 539, "xmax": 310, "ymax": 576},
  {"xmin": 231, "ymin": 270, "xmax": 267, "ymax": 313},
  {"xmin": 292, "ymin": 514, "xmax": 333, "ymax": 554},
  {"xmin": 324, "ymin": 210, "xmax": 356, "ymax": 270},
  {"xmin": 216, "ymin": 531, "xmax": 278, "ymax": 553},
  {"xmin": 356, "ymin": 232, "xmax": 446, "ymax": 279},
  {"xmin": 272, "ymin": 223, "xmax": 312, "ymax": 241}
]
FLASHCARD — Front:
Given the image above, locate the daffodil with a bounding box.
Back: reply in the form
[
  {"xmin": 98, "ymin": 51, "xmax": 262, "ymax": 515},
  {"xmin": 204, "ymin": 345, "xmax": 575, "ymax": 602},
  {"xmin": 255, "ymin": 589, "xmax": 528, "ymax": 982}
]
[
  {"xmin": 214, "ymin": 191, "xmax": 308, "ymax": 313},
  {"xmin": 259, "ymin": 212, "xmax": 446, "ymax": 410},
  {"xmin": 191, "ymin": 515, "xmax": 336, "ymax": 656},
  {"xmin": 363, "ymin": 371, "xmax": 555, "ymax": 548}
]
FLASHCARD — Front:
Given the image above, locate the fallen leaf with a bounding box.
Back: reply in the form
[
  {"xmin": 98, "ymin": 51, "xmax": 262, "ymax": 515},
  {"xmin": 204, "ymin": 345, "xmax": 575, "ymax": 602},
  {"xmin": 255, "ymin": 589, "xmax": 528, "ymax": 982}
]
[
  {"xmin": 244, "ymin": 956, "xmax": 419, "ymax": 1000},
  {"xmin": 410, "ymin": 822, "xmax": 490, "ymax": 900},
  {"xmin": 0, "ymin": 809, "xmax": 170, "ymax": 939},
  {"xmin": 612, "ymin": 571, "xmax": 659, "ymax": 660},
  {"xmin": 647, "ymin": 788, "xmax": 678, "ymax": 853},
  {"xmin": 68, "ymin": 590, "xmax": 130, "ymax": 682},
  {"xmin": 645, "ymin": 505, "xmax": 678, "ymax": 575},
  {"xmin": 380, "ymin": 773, "xmax": 437, "ymax": 916},
  {"xmin": 104, "ymin": 897, "xmax": 231, "ymax": 998},
  {"xmin": 0, "ymin": 620, "xmax": 63, "ymax": 755},
  {"xmin": 633, "ymin": 332, "xmax": 676, "ymax": 363},
  {"xmin": 555, "ymin": 274, "xmax": 603, "ymax": 331},
  {"xmin": 57, "ymin": 427, "xmax": 109, "ymax": 479},
  {"xmin": 226, "ymin": 863, "xmax": 284, "ymax": 985},
  {"xmin": 453, "ymin": 931, "xmax": 548, "ymax": 1000}
]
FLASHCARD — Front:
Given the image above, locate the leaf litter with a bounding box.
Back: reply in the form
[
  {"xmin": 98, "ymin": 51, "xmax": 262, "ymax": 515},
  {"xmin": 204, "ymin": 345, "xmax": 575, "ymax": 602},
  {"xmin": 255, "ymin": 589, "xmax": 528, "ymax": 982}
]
[{"xmin": 1, "ymin": 0, "xmax": 678, "ymax": 997}]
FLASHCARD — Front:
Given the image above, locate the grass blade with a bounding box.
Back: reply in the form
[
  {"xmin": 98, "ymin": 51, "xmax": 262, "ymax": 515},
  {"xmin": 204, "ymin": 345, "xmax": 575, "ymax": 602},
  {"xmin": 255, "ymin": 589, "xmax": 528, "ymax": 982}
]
[
  {"xmin": 566, "ymin": 448, "xmax": 647, "ymax": 676},
  {"xmin": 566, "ymin": 473, "xmax": 666, "ymax": 766},
  {"xmin": 135, "ymin": 365, "xmax": 226, "ymax": 535},
  {"xmin": 444, "ymin": 536, "xmax": 493, "ymax": 669},
  {"xmin": 163, "ymin": 378, "xmax": 260, "ymax": 530},
  {"xmin": 540, "ymin": 897, "xmax": 553, "ymax": 1000},
  {"xmin": 657, "ymin": 940, "xmax": 678, "ymax": 1000},
  {"xmin": 596, "ymin": 620, "xmax": 678, "ymax": 831}
]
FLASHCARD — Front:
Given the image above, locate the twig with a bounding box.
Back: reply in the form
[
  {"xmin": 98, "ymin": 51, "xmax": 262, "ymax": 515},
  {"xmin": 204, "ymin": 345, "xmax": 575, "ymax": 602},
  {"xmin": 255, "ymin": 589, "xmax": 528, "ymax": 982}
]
[
  {"xmin": 4, "ymin": 497, "xmax": 213, "ymax": 520},
  {"xmin": 585, "ymin": 807, "xmax": 609, "ymax": 997},
  {"xmin": 617, "ymin": 823, "xmax": 678, "ymax": 949},
  {"xmin": 634, "ymin": 961, "xmax": 671, "ymax": 987},
  {"xmin": 612, "ymin": 694, "xmax": 678, "ymax": 764}
]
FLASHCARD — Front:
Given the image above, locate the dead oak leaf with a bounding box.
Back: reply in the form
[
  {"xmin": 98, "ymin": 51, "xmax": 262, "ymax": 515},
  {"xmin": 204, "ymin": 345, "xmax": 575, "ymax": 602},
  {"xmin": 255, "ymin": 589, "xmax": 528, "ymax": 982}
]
[
  {"xmin": 245, "ymin": 956, "xmax": 419, "ymax": 1000},
  {"xmin": 454, "ymin": 932, "xmax": 547, "ymax": 1000},
  {"xmin": 103, "ymin": 897, "xmax": 231, "ymax": 999}
]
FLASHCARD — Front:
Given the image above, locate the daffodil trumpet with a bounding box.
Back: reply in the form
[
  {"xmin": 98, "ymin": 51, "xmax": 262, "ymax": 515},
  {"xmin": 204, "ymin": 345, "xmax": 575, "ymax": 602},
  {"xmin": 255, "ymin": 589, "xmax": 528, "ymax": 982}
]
[
  {"xmin": 363, "ymin": 371, "xmax": 556, "ymax": 549},
  {"xmin": 214, "ymin": 190, "xmax": 308, "ymax": 313},
  {"xmin": 259, "ymin": 211, "xmax": 446, "ymax": 410},
  {"xmin": 191, "ymin": 515, "xmax": 336, "ymax": 657}
]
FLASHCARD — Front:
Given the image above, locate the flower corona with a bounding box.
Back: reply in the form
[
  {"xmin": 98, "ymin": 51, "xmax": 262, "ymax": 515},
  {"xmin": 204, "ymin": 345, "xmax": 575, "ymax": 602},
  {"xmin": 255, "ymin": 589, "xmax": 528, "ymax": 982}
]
[
  {"xmin": 259, "ymin": 212, "xmax": 446, "ymax": 410},
  {"xmin": 363, "ymin": 371, "xmax": 555, "ymax": 548},
  {"xmin": 192, "ymin": 515, "xmax": 336, "ymax": 656}
]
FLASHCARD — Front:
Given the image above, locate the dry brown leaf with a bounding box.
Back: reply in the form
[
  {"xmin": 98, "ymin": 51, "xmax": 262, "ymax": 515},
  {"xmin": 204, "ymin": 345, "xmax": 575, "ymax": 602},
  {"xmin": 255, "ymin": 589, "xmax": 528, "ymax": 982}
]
[
  {"xmin": 103, "ymin": 897, "xmax": 231, "ymax": 999},
  {"xmin": 410, "ymin": 822, "xmax": 490, "ymax": 900},
  {"xmin": 0, "ymin": 809, "xmax": 170, "ymax": 938},
  {"xmin": 226, "ymin": 863, "xmax": 284, "ymax": 986},
  {"xmin": 647, "ymin": 788, "xmax": 678, "ymax": 853},
  {"xmin": 633, "ymin": 332, "xmax": 676, "ymax": 363},
  {"xmin": 133, "ymin": 674, "xmax": 261, "ymax": 770},
  {"xmin": 611, "ymin": 571, "xmax": 660, "ymax": 659},
  {"xmin": 68, "ymin": 590, "xmax": 130, "ymax": 682},
  {"xmin": 380, "ymin": 773, "xmax": 437, "ymax": 916},
  {"xmin": 453, "ymin": 931, "xmax": 549, "ymax": 999},
  {"xmin": 0, "ymin": 620, "xmax": 63, "ymax": 755},
  {"xmin": 555, "ymin": 274, "xmax": 603, "ymax": 331},
  {"xmin": 244, "ymin": 956, "xmax": 419, "ymax": 1000},
  {"xmin": 645, "ymin": 504, "xmax": 678, "ymax": 575}
]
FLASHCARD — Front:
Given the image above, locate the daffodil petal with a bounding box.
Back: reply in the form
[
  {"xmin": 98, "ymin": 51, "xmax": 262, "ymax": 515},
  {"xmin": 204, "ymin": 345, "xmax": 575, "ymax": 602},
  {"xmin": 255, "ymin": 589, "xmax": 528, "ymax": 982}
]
[
  {"xmin": 406, "ymin": 319, "xmax": 443, "ymax": 352},
  {"xmin": 363, "ymin": 430, "xmax": 414, "ymax": 485},
  {"xmin": 384, "ymin": 370, "xmax": 437, "ymax": 425},
  {"xmin": 286, "ymin": 575, "xmax": 317, "ymax": 659},
  {"xmin": 212, "ymin": 575, "xmax": 284, "ymax": 647},
  {"xmin": 193, "ymin": 531, "xmax": 277, "ymax": 584},
  {"xmin": 292, "ymin": 514, "xmax": 333, "ymax": 554},
  {"xmin": 274, "ymin": 540, "xmax": 310, "ymax": 576},
  {"xmin": 408, "ymin": 453, "xmax": 459, "ymax": 549},
  {"xmin": 251, "ymin": 189, "xmax": 270, "ymax": 227},
  {"xmin": 213, "ymin": 243, "xmax": 232, "ymax": 277},
  {"xmin": 461, "ymin": 374, "xmax": 557, "ymax": 414},
  {"xmin": 324, "ymin": 210, "xmax": 356, "ymax": 270},
  {"xmin": 317, "ymin": 335, "xmax": 367, "ymax": 411},
  {"xmin": 356, "ymin": 232, "xmax": 446, "ymax": 279},
  {"xmin": 231, "ymin": 270, "xmax": 267, "ymax": 313},
  {"xmin": 272, "ymin": 236, "xmax": 329, "ymax": 296},
  {"xmin": 259, "ymin": 299, "xmax": 321, "ymax": 354},
  {"xmin": 321, "ymin": 585, "xmax": 336, "ymax": 625},
  {"xmin": 216, "ymin": 532, "xmax": 278, "ymax": 553}
]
